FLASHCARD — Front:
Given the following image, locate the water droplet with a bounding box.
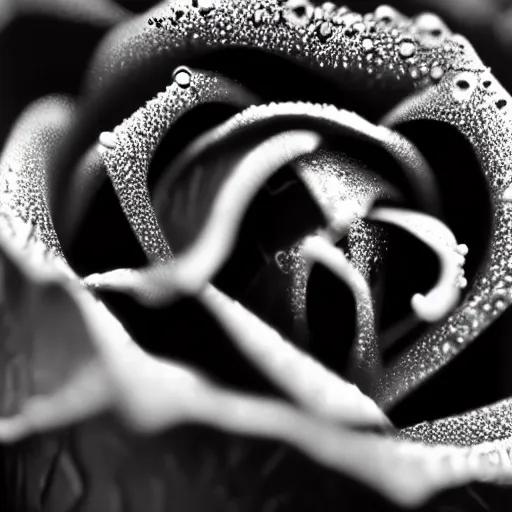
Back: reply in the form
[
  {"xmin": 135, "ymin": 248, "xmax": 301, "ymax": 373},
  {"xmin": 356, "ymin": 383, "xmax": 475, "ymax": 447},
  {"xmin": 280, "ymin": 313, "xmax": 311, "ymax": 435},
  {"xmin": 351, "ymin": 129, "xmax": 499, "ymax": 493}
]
[
  {"xmin": 198, "ymin": 0, "xmax": 215, "ymax": 14},
  {"xmin": 314, "ymin": 7, "xmax": 324, "ymax": 21},
  {"xmin": 362, "ymin": 38, "xmax": 374, "ymax": 52},
  {"xmin": 253, "ymin": 9, "xmax": 265, "ymax": 26},
  {"xmin": 99, "ymin": 131, "xmax": 117, "ymax": 149},
  {"xmin": 318, "ymin": 21, "xmax": 333, "ymax": 40},
  {"xmin": 494, "ymin": 299, "xmax": 507, "ymax": 312},
  {"xmin": 415, "ymin": 13, "xmax": 446, "ymax": 37},
  {"xmin": 353, "ymin": 22, "xmax": 365, "ymax": 32},
  {"xmin": 503, "ymin": 184, "xmax": 512, "ymax": 201},
  {"xmin": 496, "ymin": 99, "xmax": 507, "ymax": 110},
  {"xmin": 399, "ymin": 41, "xmax": 416, "ymax": 58},
  {"xmin": 322, "ymin": 2, "xmax": 336, "ymax": 14},
  {"xmin": 430, "ymin": 65, "xmax": 444, "ymax": 81},
  {"xmin": 173, "ymin": 66, "xmax": 192, "ymax": 88},
  {"xmin": 284, "ymin": 0, "xmax": 313, "ymax": 26},
  {"xmin": 410, "ymin": 68, "xmax": 420, "ymax": 80},
  {"xmin": 456, "ymin": 244, "xmax": 469, "ymax": 256},
  {"xmin": 442, "ymin": 341, "xmax": 453, "ymax": 354},
  {"xmin": 374, "ymin": 5, "xmax": 397, "ymax": 24}
]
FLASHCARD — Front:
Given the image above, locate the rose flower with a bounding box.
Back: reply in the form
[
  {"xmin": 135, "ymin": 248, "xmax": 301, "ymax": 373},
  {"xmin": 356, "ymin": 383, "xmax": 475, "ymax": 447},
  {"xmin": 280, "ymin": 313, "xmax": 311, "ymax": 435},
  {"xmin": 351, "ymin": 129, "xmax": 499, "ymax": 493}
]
[{"xmin": 2, "ymin": 1, "xmax": 512, "ymax": 511}]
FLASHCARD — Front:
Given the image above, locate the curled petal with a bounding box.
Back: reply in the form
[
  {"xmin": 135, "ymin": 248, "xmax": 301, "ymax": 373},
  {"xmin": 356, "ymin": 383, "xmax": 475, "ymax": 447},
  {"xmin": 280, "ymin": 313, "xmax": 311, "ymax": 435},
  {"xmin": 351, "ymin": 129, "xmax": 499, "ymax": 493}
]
[
  {"xmin": 301, "ymin": 235, "xmax": 380, "ymax": 384},
  {"xmin": 86, "ymin": 129, "xmax": 322, "ymax": 302},
  {"xmin": 85, "ymin": 101, "xmax": 440, "ymax": 305},
  {"xmin": 199, "ymin": 283, "xmax": 389, "ymax": 430},
  {"xmin": 1, "ymin": 227, "xmax": 512, "ymax": 507},
  {"xmin": 0, "ymin": 216, "xmax": 489, "ymax": 508},
  {"xmin": 369, "ymin": 207, "xmax": 467, "ymax": 323},
  {"xmin": 375, "ymin": 68, "xmax": 512, "ymax": 407},
  {"xmin": 71, "ymin": 67, "xmax": 259, "ymax": 257},
  {"xmin": 83, "ymin": 0, "xmax": 472, "ymax": 102}
]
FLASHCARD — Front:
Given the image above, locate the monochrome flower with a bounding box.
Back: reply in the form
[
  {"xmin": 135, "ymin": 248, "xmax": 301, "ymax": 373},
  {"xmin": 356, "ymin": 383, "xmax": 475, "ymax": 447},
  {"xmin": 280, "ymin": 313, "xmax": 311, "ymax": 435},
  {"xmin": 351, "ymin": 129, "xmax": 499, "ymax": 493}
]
[{"xmin": 1, "ymin": 1, "xmax": 512, "ymax": 511}]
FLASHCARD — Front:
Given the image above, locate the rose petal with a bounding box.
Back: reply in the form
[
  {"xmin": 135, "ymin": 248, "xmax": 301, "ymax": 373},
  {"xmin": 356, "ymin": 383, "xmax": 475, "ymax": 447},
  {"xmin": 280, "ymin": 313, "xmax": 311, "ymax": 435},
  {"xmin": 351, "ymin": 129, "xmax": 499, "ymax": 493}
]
[
  {"xmin": 49, "ymin": 0, "xmax": 470, "ymax": 231},
  {"xmin": 399, "ymin": 397, "xmax": 512, "ymax": 447},
  {"xmin": 86, "ymin": 102, "xmax": 439, "ymax": 301},
  {"xmin": 374, "ymin": 67, "xmax": 512, "ymax": 409},
  {"xmin": 85, "ymin": 128, "xmax": 323, "ymax": 301},
  {"xmin": 301, "ymin": 235, "xmax": 381, "ymax": 388},
  {"xmin": 1, "ymin": 214, "xmax": 512, "ymax": 508},
  {"xmin": 199, "ymin": 282, "xmax": 389, "ymax": 430},
  {"xmin": 368, "ymin": 207, "xmax": 467, "ymax": 323},
  {"xmin": 91, "ymin": 66, "xmax": 258, "ymax": 260},
  {"xmin": 0, "ymin": 95, "xmax": 76, "ymax": 257}
]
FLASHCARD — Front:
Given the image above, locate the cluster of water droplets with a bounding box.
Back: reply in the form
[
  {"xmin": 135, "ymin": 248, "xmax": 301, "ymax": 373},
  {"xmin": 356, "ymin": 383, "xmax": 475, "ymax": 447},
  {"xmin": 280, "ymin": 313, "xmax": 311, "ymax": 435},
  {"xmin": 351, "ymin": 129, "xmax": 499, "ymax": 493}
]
[{"xmin": 136, "ymin": 0, "xmax": 477, "ymax": 90}]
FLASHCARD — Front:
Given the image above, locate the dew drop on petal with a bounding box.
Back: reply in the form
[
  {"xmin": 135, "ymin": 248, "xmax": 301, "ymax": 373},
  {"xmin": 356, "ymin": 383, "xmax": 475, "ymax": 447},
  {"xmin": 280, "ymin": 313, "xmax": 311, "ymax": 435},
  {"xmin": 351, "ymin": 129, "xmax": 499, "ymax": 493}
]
[
  {"xmin": 318, "ymin": 21, "xmax": 333, "ymax": 40},
  {"xmin": 456, "ymin": 244, "xmax": 469, "ymax": 256},
  {"xmin": 410, "ymin": 68, "xmax": 420, "ymax": 80},
  {"xmin": 399, "ymin": 41, "xmax": 416, "ymax": 58},
  {"xmin": 374, "ymin": 5, "xmax": 398, "ymax": 24},
  {"xmin": 253, "ymin": 9, "xmax": 264, "ymax": 27},
  {"xmin": 442, "ymin": 341, "xmax": 453, "ymax": 355},
  {"xmin": 362, "ymin": 38, "xmax": 374, "ymax": 52},
  {"xmin": 197, "ymin": 0, "xmax": 215, "ymax": 14},
  {"xmin": 504, "ymin": 184, "xmax": 512, "ymax": 201},
  {"xmin": 173, "ymin": 66, "xmax": 192, "ymax": 88},
  {"xmin": 430, "ymin": 65, "xmax": 444, "ymax": 81},
  {"xmin": 415, "ymin": 13, "xmax": 446, "ymax": 37},
  {"xmin": 99, "ymin": 131, "xmax": 117, "ymax": 149}
]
